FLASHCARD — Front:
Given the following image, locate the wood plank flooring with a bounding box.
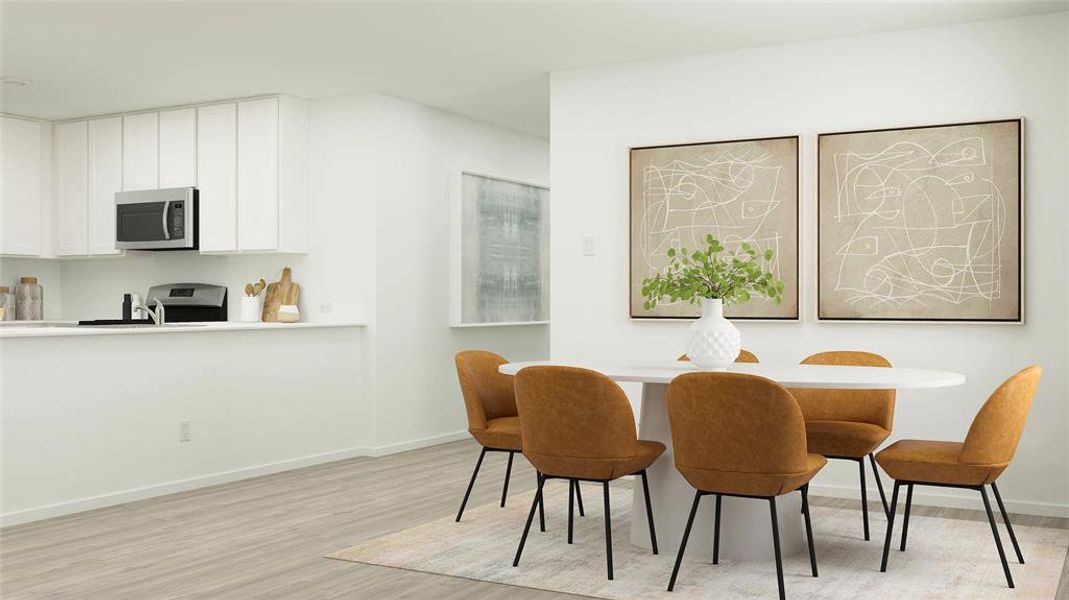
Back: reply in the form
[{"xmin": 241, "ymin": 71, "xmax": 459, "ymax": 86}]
[{"xmin": 2, "ymin": 440, "xmax": 1066, "ymax": 599}]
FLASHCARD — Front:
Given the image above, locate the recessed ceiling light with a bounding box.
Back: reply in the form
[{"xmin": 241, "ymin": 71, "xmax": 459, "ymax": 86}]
[{"xmin": 1, "ymin": 76, "xmax": 33, "ymax": 88}]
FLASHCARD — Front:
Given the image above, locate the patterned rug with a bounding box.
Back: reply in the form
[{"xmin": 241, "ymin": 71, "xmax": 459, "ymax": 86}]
[{"xmin": 329, "ymin": 483, "xmax": 1069, "ymax": 599}]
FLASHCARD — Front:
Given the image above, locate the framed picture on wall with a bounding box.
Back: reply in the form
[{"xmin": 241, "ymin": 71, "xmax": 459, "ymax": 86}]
[
  {"xmin": 629, "ymin": 135, "xmax": 799, "ymax": 320},
  {"xmin": 817, "ymin": 119, "xmax": 1023, "ymax": 322},
  {"xmin": 449, "ymin": 172, "xmax": 550, "ymax": 327}
]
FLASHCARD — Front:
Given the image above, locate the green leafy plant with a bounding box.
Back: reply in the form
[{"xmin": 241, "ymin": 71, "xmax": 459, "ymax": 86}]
[{"xmin": 641, "ymin": 235, "xmax": 785, "ymax": 310}]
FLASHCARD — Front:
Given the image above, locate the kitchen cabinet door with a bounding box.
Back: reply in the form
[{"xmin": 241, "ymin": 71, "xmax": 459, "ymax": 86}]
[
  {"xmin": 56, "ymin": 121, "xmax": 89, "ymax": 256},
  {"xmin": 0, "ymin": 117, "xmax": 43, "ymax": 255},
  {"xmin": 88, "ymin": 117, "xmax": 123, "ymax": 255},
  {"xmin": 197, "ymin": 103, "xmax": 237, "ymax": 252},
  {"xmin": 159, "ymin": 108, "xmax": 196, "ymax": 188},
  {"xmin": 122, "ymin": 113, "xmax": 158, "ymax": 191},
  {"xmin": 237, "ymin": 98, "xmax": 279, "ymax": 251}
]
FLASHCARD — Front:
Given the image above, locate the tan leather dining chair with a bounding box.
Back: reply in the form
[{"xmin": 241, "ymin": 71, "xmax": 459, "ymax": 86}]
[
  {"xmin": 789, "ymin": 351, "xmax": 894, "ymax": 540},
  {"xmin": 877, "ymin": 366, "xmax": 1041, "ymax": 589},
  {"xmin": 455, "ymin": 351, "xmax": 585, "ymax": 525},
  {"xmin": 512, "ymin": 366, "xmax": 665, "ymax": 580},
  {"xmin": 677, "ymin": 349, "xmax": 759, "ymax": 363},
  {"xmin": 666, "ymin": 372, "xmax": 825, "ymax": 600}
]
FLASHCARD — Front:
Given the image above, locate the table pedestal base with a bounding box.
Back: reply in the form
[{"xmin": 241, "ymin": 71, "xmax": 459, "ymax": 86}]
[{"xmin": 629, "ymin": 382, "xmax": 807, "ymax": 561}]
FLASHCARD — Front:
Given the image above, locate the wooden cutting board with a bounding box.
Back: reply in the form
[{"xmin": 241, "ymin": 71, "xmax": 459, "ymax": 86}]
[{"xmin": 261, "ymin": 267, "xmax": 300, "ymax": 322}]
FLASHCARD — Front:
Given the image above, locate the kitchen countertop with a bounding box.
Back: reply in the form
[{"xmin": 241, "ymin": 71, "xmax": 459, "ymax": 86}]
[{"xmin": 0, "ymin": 321, "xmax": 366, "ymax": 339}]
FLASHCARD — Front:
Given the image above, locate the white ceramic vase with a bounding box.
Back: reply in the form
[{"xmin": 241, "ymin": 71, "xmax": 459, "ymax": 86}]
[{"xmin": 684, "ymin": 298, "xmax": 742, "ymax": 371}]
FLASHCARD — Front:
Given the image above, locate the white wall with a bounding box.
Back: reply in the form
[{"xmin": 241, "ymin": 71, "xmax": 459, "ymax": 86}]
[
  {"xmin": 550, "ymin": 14, "xmax": 1069, "ymax": 515},
  {"xmin": 362, "ymin": 95, "xmax": 551, "ymax": 448}
]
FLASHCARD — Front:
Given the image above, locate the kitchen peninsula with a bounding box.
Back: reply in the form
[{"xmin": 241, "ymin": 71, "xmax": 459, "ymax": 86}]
[{"xmin": 0, "ymin": 320, "xmax": 368, "ymax": 525}]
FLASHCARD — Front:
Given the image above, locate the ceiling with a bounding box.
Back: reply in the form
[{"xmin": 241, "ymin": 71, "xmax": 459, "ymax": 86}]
[{"xmin": 2, "ymin": 1, "xmax": 1066, "ymax": 137}]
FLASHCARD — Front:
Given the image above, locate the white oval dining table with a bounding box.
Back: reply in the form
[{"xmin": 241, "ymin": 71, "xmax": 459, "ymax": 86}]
[{"xmin": 498, "ymin": 359, "xmax": 966, "ymax": 561}]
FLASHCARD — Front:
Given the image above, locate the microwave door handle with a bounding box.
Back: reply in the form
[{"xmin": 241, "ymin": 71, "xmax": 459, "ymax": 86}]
[{"xmin": 161, "ymin": 201, "xmax": 171, "ymax": 240}]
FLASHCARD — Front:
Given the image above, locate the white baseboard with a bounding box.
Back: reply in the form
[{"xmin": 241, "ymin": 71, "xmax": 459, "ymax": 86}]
[
  {"xmin": 808, "ymin": 482, "xmax": 1069, "ymax": 518},
  {"xmin": 1, "ymin": 431, "xmax": 469, "ymax": 528},
  {"xmin": 12, "ymin": 432, "xmax": 1061, "ymax": 528},
  {"xmin": 366, "ymin": 430, "xmax": 470, "ymax": 457}
]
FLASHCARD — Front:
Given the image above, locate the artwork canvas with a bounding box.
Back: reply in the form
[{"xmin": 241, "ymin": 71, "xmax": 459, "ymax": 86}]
[
  {"xmin": 818, "ymin": 119, "xmax": 1022, "ymax": 322},
  {"xmin": 629, "ymin": 136, "xmax": 799, "ymax": 319},
  {"xmin": 455, "ymin": 173, "xmax": 549, "ymax": 325}
]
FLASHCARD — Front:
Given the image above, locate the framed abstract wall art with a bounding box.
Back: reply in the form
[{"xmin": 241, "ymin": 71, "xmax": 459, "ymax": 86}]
[
  {"xmin": 450, "ymin": 172, "xmax": 550, "ymax": 326},
  {"xmin": 629, "ymin": 135, "xmax": 799, "ymax": 319},
  {"xmin": 817, "ymin": 119, "xmax": 1022, "ymax": 322}
]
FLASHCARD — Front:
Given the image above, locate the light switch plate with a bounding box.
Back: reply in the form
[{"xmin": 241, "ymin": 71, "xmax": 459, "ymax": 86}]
[{"xmin": 581, "ymin": 236, "xmax": 596, "ymax": 256}]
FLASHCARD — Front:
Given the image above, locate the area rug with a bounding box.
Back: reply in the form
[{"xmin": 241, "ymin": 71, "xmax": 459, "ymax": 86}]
[{"xmin": 329, "ymin": 483, "xmax": 1069, "ymax": 599}]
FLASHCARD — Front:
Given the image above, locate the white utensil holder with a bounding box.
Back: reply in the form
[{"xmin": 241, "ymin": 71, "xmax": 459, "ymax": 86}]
[{"xmin": 240, "ymin": 296, "xmax": 262, "ymax": 322}]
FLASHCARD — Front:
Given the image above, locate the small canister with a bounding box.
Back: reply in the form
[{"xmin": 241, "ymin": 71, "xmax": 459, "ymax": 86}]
[
  {"xmin": 15, "ymin": 276, "xmax": 44, "ymax": 321},
  {"xmin": 0, "ymin": 286, "xmax": 14, "ymax": 321}
]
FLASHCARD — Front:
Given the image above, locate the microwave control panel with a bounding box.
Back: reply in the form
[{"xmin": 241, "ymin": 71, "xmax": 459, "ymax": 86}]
[{"xmin": 171, "ymin": 202, "xmax": 185, "ymax": 238}]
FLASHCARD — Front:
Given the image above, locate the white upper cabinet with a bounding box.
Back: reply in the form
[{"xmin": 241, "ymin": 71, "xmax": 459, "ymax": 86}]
[
  {"xmin": 158, "ymin": 108, "xmax": 196, "ymax": 188},
  {"xmin": 3, "ymin": 94, "xmax": 306, "ymax": 258},
  {"xmin": 197, "ymin": 103, "xmax": 237, "ymax": 252},
  {"xmin": 0, "ymin": 117, "xmax": 46, "ymax": 256},
  {"xmin": 122, "ymin": 113, "xmax": 158, "ymax": 191},
  {"xmin": 88, "ymin": 117, "xmax": 123, "ymax": 255},
  {"xmin": 56, "ymin": 121, "xmax": 89, "ymax": 256},
  {"xmin": 237, "ymin": 98, "xmax": 280, "ymax": 251}
]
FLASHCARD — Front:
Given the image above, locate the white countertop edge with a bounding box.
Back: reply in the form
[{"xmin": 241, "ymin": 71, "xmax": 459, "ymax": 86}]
[
  {"xmin": 0, "ymin": 321, "xmax": 367, "ymax": 339},
  {"xmin": 497, "ymin": 361, "xmax": 966, "ymax": 390}
]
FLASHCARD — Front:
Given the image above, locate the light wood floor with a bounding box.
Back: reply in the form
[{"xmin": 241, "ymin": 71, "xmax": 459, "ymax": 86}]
[{"xmin": 2, "ymin": 440, "xmax": 1067, "ymax": 599}]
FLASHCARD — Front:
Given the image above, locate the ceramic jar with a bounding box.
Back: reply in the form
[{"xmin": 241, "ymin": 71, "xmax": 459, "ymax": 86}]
[{"xmin": 15, "ymin": 276, "xmax": 43, "ymax": 321}]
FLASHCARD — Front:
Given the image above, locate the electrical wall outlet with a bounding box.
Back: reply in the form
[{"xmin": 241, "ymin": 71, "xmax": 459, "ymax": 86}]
[{"xmin": 179, "ymin": 419, "xmax": 192, "ymax": 442}]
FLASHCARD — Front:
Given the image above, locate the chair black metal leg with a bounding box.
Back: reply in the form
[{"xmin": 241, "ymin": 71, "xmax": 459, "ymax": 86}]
[
  {"xmin": 899, "ymin": 483, "xmax": 914, "ymax": 551},
  {"xmin": 713, "ymin": 494, "xmax": 722, "ymax": 565},
  {"xmin": 575, "ymin": 480, "xmax": 585, "ymax": 517},
  {"xmin": 567, "ymin": 478, "xmax": 575, "ymax": 544},
  {"xmin": 602, "ymin": 481, "xmax": 614, "ymax": 581},
  {"xmin": 859, "ymin": 458, "xmax": 870, "ymax": 541},
  {"xmin": 667, "ymin": 490, "xmax": 702, "ymax": 592},
  {"xmin": 991, "ymin": 482, "xmax": 1025, "ymax": 564},
  {"xmin": 869, "ymin": 453, "xmax": 890, "ymax": 517},
  {"xmin": 769, "ymin": 497, "xmax": 785, "ymax": 600},
  {"xmin": 513, "ymin": 472, "xmax": 545, "ymax": 567},
  {"xmin": 880, "ymin": 481, "xmax": 901, "ymax": 572},
  {"xmin": 801, "ymin": 484, "xmax": 818, "ymax": 577},
  {"xmin": 500, "ymin": 451, "xmax": 514, "ymax": 507},
  {"xmin": 456, "ymin": 448, "xmax": 487, "ymax": 522},
  {"xmin": 537, "ymin": 473, "xmax": 545, "ymax": 532},
  {"xmin": 980, "ymin": 486, "xmax": 1015, "ymax": 588},
  {"xmin": 640, "ymin": 470, "xmax": 658, "ymax": 555}
]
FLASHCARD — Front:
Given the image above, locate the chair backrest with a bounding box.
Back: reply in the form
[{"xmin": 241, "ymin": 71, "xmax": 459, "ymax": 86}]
[
  {"xmin": 790, "ymin": 351, "xmax": 895, "ymax": 429},
  {"xmin": 514, "ymin": 366, "xmax": 638, "ymax": 459},
  {"xmin": 959, "ymin": 366, "xmax": 1042, "ymax": 466},
  {"xmin": 677, "ymin": 349, "xmax": 759, "ymax": 363},
  {"xmin": 667, "ymin": 372, "xmax": 809, "ymax": 475},
  {"xmin": 455, "ymin": 351, "xmax": 518, "ymax": 432}
]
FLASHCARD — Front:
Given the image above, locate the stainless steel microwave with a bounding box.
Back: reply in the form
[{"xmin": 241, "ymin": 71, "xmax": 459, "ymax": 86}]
[{"xmin": 115, "ymin": 187, "xmax": 198, "ymax": 250}]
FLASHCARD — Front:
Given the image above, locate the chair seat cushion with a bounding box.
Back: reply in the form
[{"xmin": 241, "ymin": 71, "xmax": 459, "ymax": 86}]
[
  {"xmin": 525, "ymin": 439, "xmax": 667, "ymax": 481},
  {"xmin": 876, "ymin": 440, "xmax": 1007, "ymax": 486},
  {"xmin": 470, "ymin": 416, "xmax": 522, "ymax": 451},
  {"xmin": 805, "ymin": 420, "xmax": 891, "ymax": 458},
  {"xmin": 676, "ymin": 452, "xmax": 827, "ymax": 497}
]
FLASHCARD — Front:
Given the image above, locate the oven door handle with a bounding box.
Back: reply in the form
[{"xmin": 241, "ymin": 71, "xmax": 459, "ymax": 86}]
[{"xmin": 161, "ymin": 201, "xmax": 171, "ymax": 240}]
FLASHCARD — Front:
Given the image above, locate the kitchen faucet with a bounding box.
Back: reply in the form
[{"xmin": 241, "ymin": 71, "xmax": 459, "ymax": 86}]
[{"xmin": 134, "ymin": 297, "xmax": 166, "ymax": 325}]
